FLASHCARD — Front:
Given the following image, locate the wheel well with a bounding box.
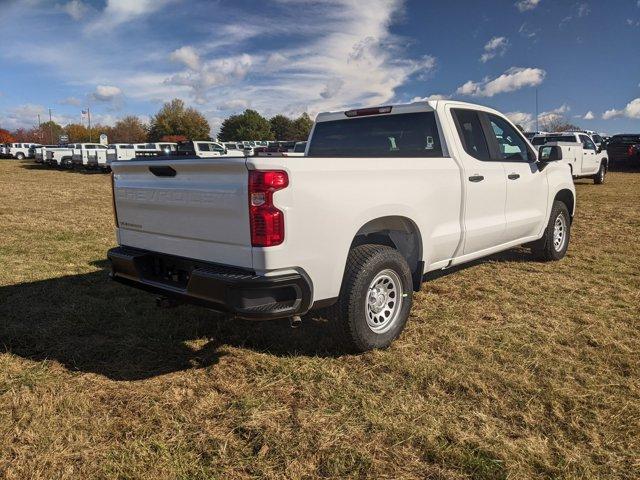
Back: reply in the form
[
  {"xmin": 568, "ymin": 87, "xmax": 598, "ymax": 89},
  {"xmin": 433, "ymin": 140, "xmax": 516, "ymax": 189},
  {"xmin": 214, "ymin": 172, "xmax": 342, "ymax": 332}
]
[
  {"xmin": 554, "ymin": 189, "xmax": 575, "ymax": 222},
  {"xmin": 351, "ymin": 216, "xmax": 423, "ymax": 290}
]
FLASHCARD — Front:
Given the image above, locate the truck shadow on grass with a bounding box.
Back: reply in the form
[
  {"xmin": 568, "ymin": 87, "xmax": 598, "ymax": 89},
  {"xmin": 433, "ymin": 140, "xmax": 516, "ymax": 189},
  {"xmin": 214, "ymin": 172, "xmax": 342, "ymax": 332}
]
[
  {"xmin": 1, "ymin": 250, "xmax": 533, "ymax": 381},
  {"xmin": 19, "ymin": 162, "xmax": 108, "ymax": 175}
]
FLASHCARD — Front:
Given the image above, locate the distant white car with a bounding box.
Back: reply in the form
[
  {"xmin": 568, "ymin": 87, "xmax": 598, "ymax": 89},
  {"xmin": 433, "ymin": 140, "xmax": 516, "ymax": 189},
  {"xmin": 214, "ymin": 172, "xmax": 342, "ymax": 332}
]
[{"xmin": 8, "ymin": 143, "xmax": 40, "ymax": 159}]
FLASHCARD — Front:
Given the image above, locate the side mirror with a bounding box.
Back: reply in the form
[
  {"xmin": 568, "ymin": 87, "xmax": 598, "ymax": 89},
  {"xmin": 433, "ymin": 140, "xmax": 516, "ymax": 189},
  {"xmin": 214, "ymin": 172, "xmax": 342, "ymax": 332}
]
[
  {"xmin": 538, "ymin": 145, "xmax": 562, "ymax": 163},
  {"xmin": 597, "ymin": 145, "xmax": 603, "ymax": 153}
]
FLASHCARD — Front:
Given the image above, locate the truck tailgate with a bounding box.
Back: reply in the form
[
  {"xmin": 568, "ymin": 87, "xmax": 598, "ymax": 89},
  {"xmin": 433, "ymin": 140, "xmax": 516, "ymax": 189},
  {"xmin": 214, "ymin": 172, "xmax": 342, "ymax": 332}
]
[{"xmin": 111, "ymin": 158, "xmax": 253, "ymax": 268}]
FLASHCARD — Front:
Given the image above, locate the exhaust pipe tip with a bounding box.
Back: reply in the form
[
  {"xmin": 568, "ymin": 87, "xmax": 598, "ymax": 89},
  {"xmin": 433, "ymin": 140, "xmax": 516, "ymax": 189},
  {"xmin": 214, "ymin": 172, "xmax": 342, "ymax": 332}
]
[{"xmin": 290, "ymin": 315, "xmax": 302, "ymax": 329}]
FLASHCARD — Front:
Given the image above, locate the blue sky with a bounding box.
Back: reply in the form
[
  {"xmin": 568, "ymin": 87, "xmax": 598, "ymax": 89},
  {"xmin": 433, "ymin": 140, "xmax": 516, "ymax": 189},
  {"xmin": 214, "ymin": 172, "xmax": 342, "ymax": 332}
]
[{"xmin": 1, "ymin": 0, "xmax": 639, "ymax": 135}]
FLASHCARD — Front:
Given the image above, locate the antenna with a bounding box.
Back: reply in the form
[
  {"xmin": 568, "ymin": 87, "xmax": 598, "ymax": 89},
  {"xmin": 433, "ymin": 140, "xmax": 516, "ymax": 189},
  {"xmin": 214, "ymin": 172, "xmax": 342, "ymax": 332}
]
[{"xmin": 535, "ymin": 88, "xmax": 539, "ymax": 132}]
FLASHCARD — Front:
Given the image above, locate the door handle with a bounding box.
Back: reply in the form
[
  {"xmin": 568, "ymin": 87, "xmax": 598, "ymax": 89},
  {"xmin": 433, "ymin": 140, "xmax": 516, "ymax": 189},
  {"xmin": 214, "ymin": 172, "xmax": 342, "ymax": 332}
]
[
  {"xmin": 507, "ymin": 173, "xmax": 520, "ymax": 180},
  {"xmin": 468, "ymin": 175, "xmax": 484, "ymax": 182}
]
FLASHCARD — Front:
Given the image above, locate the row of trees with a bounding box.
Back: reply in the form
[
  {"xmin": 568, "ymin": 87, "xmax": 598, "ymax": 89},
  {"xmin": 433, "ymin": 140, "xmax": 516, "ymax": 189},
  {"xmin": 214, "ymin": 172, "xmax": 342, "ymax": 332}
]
[{"xmin": 0, "ymin": 99, "xmax": 314, "ymax": 145}]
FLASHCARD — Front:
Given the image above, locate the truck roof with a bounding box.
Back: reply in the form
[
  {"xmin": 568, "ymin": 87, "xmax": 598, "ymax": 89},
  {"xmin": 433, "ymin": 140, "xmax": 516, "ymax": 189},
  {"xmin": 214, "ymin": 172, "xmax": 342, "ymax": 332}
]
[{"xmin": 315, "ymin": 99, "xmax": 505, "ymax": 123}]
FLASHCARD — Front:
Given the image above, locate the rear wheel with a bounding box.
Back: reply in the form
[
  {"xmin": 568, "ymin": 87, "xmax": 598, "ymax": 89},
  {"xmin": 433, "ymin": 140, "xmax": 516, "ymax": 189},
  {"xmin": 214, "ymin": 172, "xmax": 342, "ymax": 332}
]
[
  {"xmin": 593, "ymin": 162, "xmax": 606, "ymax": 184},
  {"xmin": 531, "ymin": 201, "xmax": 571, "ymax": 261},
  {"xmin": 327, "ymin": 244, "xmax": 413, "ymax": 352},
  {"xmin": 16, "ymin": 152, "xmax": 25, "ymax": 160}
]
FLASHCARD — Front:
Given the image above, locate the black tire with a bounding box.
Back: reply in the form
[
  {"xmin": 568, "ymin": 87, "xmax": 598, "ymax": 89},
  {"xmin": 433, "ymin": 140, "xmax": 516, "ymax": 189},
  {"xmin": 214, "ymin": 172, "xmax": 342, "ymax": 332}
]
[
  {"xmin": 531, "ymin": 201, "xmax": 571, "ymax": 261},
  {"xmin": 16, "ymin": 152, "xmax": 25, "ymax": 160},
  {"xmin": 593, "ymin": 161, "xmax": 606, "ymax": 184},
  {"xmin": 327, "ymin": 244, "xmax": 413, "ymax": 352}
]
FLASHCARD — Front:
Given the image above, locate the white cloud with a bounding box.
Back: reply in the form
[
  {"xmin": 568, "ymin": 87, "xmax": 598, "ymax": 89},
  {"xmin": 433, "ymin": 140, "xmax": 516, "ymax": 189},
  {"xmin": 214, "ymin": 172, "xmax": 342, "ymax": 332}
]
[
  {"xmin": 537, "ymin": 104, "xmax": 570, "ymax": 127},
  {"xmin": 410, "ymin": 94, "xmax": 450, "ymax": 102},
  {"xmin": 583, "ymin": 111, "xmax": 594, "ymax": 120},
  {"xmin": 62, "ymin": 0, "xmax": 88, "ymax": 20},
  {"xmin": 506, "ymin": 111, "xmax": 534, "ymax": 129},
  {"xmin": 86, "ymin": 0, "xmax": 176, "ymax": 31},
  {"xmin": 516, "ymin": 0, "xmax": 541, "ymax": 12},
  {"xmin": 93, "ymin": 85, "xmax": 122, "ymax": 101},
  {"xmin": 456, "ymin": 67, "xmax": 546, "ymax": 97},
  {"xmin": 165, "ymin": 54, "xmax": 253, "ymax": 104},
  {"xmin": 59, "ymin": 96, "xmax": 83, "ymax": 106},
  {"xmin": 480, "ymin": 36, "xmax": 509, "ymax": 63},
  {"xmin": 602, "ymin": 98, "xmax": 640, "ymax": 120},
  {"xmin": 519, "ymin": 22, "xmax": 538, "ymax": 38},
  {"xmin": 170, "ymin": 46, "xmax": 200, "ymax": 70},
  {"xmin": 216, "ymin": 99, "xmax": 249, "ymax": 111},
  {"xmin": 577, "ymin": 3, "xmax": 590, "ymax": 17}
]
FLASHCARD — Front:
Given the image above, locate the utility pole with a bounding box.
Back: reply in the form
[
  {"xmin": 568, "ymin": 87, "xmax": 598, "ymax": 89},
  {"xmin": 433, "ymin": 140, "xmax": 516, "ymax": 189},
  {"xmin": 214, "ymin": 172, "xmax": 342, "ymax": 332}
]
[
  {"xmin": 37, "ymin": 114, "xmax": 42, "ymax": 143},
  {"xmin": 535, "ymin": 88, "xmax": 539, "ymax": 132},
  {"xmin": 48, "ymin": 109, "xmax": 54, "ymax": 144},
  {"xmin": 88, "ymin": 106, "xmax": 92, "ymax": 142}
]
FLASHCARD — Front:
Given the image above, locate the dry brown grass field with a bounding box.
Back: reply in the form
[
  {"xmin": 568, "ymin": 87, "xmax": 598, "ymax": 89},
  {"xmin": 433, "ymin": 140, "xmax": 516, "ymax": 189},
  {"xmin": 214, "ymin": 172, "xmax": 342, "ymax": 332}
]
[{"xmin": 0, "ymin": 159, "xmax": 638, "ymax": 479}]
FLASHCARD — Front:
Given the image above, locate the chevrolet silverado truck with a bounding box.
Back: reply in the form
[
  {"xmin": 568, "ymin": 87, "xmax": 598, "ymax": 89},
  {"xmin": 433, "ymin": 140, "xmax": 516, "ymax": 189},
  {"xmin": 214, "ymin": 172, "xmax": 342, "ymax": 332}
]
[
  {"xmin": 532, "ymin": 132, "xmax": 608, "ymax": 184},
  {"xmin": 107, "ymin": 100, "xmax": 575, "ymax": 351}
]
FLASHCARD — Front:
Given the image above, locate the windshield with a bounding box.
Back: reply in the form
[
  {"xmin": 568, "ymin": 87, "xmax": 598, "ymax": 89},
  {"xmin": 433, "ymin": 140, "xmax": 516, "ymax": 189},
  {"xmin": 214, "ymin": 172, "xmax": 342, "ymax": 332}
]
[{"xmin": 308, "ymin": 112, "xmax": 443, "ymax": 157}]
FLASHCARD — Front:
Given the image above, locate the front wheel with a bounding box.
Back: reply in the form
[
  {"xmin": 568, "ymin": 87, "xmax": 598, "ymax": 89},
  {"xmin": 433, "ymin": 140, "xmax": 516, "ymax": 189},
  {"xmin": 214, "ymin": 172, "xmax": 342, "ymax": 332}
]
[
  {"xmin": 531, "ymin": 201, "xmax": 571, "ymax": 261},
  {"xmin": 16, "ymin": 152, "xmax": 25, "ymax": 160},
  {"xmin": 593, "ymin": 162, "xmax": 606, "ymax": 184},
  {"xmin": 327, "ymin": 244, "xmax": 413, "ymax": 352}
]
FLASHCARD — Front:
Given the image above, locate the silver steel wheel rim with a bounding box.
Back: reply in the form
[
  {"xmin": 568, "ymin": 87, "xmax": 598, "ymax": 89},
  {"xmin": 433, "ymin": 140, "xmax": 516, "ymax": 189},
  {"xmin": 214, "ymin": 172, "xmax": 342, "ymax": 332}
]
[
  {"xmin": 365, "ymin": 269, "xmax": 403, "ymax": 334},
  {"xmin": 553, "ymin": 213, "xmax": 567, "ymax": 252}
]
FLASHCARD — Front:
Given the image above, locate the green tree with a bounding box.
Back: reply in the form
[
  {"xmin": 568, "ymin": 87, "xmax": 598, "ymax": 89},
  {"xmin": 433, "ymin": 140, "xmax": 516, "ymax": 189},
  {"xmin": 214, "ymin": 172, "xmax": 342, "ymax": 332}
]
[
  {"xmin": 38, "ymin": 121, "xmax": 64, "ymax": 143},
  {"xmin": 148, "ymin": 99, "xmax": 211, "ymax": 141},
  {"xmin": 269, "ymin": 114, "xmax": 293, "ymax": 141},
  {"xmin": 218, "ymin": 109, "xmax": 274, "ymax": 141},
  {"xmin": 289, "ymin": 113, "xmax": 314, "ymax": 141},
  {"xmin": 110, "ymin": 116, "xmax": 148, "ymax": 143}
]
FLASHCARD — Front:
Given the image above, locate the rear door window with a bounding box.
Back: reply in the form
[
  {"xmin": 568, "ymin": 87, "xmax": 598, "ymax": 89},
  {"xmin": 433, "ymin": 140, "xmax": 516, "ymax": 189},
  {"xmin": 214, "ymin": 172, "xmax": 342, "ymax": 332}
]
[
  {"xmin": 451, "ymin": 109, "xmax": 491, "ymax": 161},
  {"xmin": 307, "ymin": 112, "xmax": 443, "ymax": 157}
]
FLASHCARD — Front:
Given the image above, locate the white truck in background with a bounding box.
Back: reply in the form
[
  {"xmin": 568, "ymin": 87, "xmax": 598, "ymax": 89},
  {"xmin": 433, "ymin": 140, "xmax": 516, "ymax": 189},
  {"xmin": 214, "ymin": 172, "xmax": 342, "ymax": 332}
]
[
  {"xmin": 8, "ymin": 143, "xmax": 40, "ymax": 159},
  {"xmin": 108, "ymin": 100, "xmax": 575, "ymax": 352},
  {"xmin": 71, "ymin": 143, "xmax": 110, "ymax": 169},
  {"xmin": 531, "ymin": 132, "xmax": 608, "ymax": 184},
  {"xmin": 107, "ymin": 144, "xmax": 137, "ymax": 163},
  {"xmin": 33, "ymin": 145, "xmax": 58, "ymax": 163},
  {"xmin": 46, "ymin": 144, "xmax": 76, "ymax": 166}
]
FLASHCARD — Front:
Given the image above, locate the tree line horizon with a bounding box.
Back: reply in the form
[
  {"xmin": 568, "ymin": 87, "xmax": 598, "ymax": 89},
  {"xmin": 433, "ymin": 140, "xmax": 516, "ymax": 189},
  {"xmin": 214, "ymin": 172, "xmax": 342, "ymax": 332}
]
[{"xmin": 0, "ymin": 99, "xmax": 314, "ymax": 145}]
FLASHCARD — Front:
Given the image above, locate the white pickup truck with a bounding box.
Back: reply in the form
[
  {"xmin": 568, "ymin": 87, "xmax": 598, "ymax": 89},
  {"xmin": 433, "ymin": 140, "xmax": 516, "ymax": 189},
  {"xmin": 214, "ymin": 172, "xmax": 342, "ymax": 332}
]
[
  {"xmin": 108, "ymin": 100, "xmax": 576, "ymax": 351},
  {"xmin": 70, "ymin": 143, "xmax": 110, "ymax": 169},
  {"xmin": 8, "ymin": 143, "xmax": 40, "ymax": 159},
  {"xmin": 531, "ymin": 132, "xmax": 608, "ymax": 184},
  {"xmin": 46, "ymin": 145, "xmax": 76, "ymax": 167}
]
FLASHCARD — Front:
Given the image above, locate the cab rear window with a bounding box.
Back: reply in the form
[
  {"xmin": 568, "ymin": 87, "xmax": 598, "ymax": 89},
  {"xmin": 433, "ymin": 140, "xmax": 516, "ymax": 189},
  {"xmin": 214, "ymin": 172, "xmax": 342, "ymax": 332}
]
[{"xmin": 308, "ymin": 112, "xmax": 443, "ymax": 157}]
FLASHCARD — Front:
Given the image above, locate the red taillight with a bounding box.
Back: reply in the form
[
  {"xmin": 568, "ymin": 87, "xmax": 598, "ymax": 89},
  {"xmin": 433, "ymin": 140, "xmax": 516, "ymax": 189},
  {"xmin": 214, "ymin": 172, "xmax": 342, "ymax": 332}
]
[
  {"xmin": 249, "ymin": 170, "xmax": 288, "ymax": 247},
  {"xmin": 111, "ymin": 172, "xmax": 119, "ymax": 227},
  {"xmin": 628, "ymin": 145, "xmax": 635, "ymax": 157}
]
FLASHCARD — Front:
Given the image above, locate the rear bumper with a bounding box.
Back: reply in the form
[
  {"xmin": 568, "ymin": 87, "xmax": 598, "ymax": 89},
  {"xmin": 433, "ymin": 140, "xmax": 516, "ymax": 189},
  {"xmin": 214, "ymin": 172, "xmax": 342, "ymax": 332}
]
[{"xmin": 107, "ymin": 246, "xmax": 313, "ymax": 320}]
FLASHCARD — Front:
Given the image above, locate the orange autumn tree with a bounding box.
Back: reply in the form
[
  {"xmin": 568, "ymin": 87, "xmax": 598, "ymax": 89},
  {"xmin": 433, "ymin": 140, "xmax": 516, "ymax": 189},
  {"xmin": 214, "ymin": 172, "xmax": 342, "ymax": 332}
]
[{"xmin": 0, "ymin": 129, "xmax": 15, "ymax": 143}]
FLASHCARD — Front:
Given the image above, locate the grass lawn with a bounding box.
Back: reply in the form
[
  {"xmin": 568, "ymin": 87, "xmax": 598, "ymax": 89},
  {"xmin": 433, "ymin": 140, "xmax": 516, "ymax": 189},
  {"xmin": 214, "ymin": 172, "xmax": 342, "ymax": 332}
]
[{"xmin": 0, "ymin": 159, "xmax": 638, "ymax": 479}]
